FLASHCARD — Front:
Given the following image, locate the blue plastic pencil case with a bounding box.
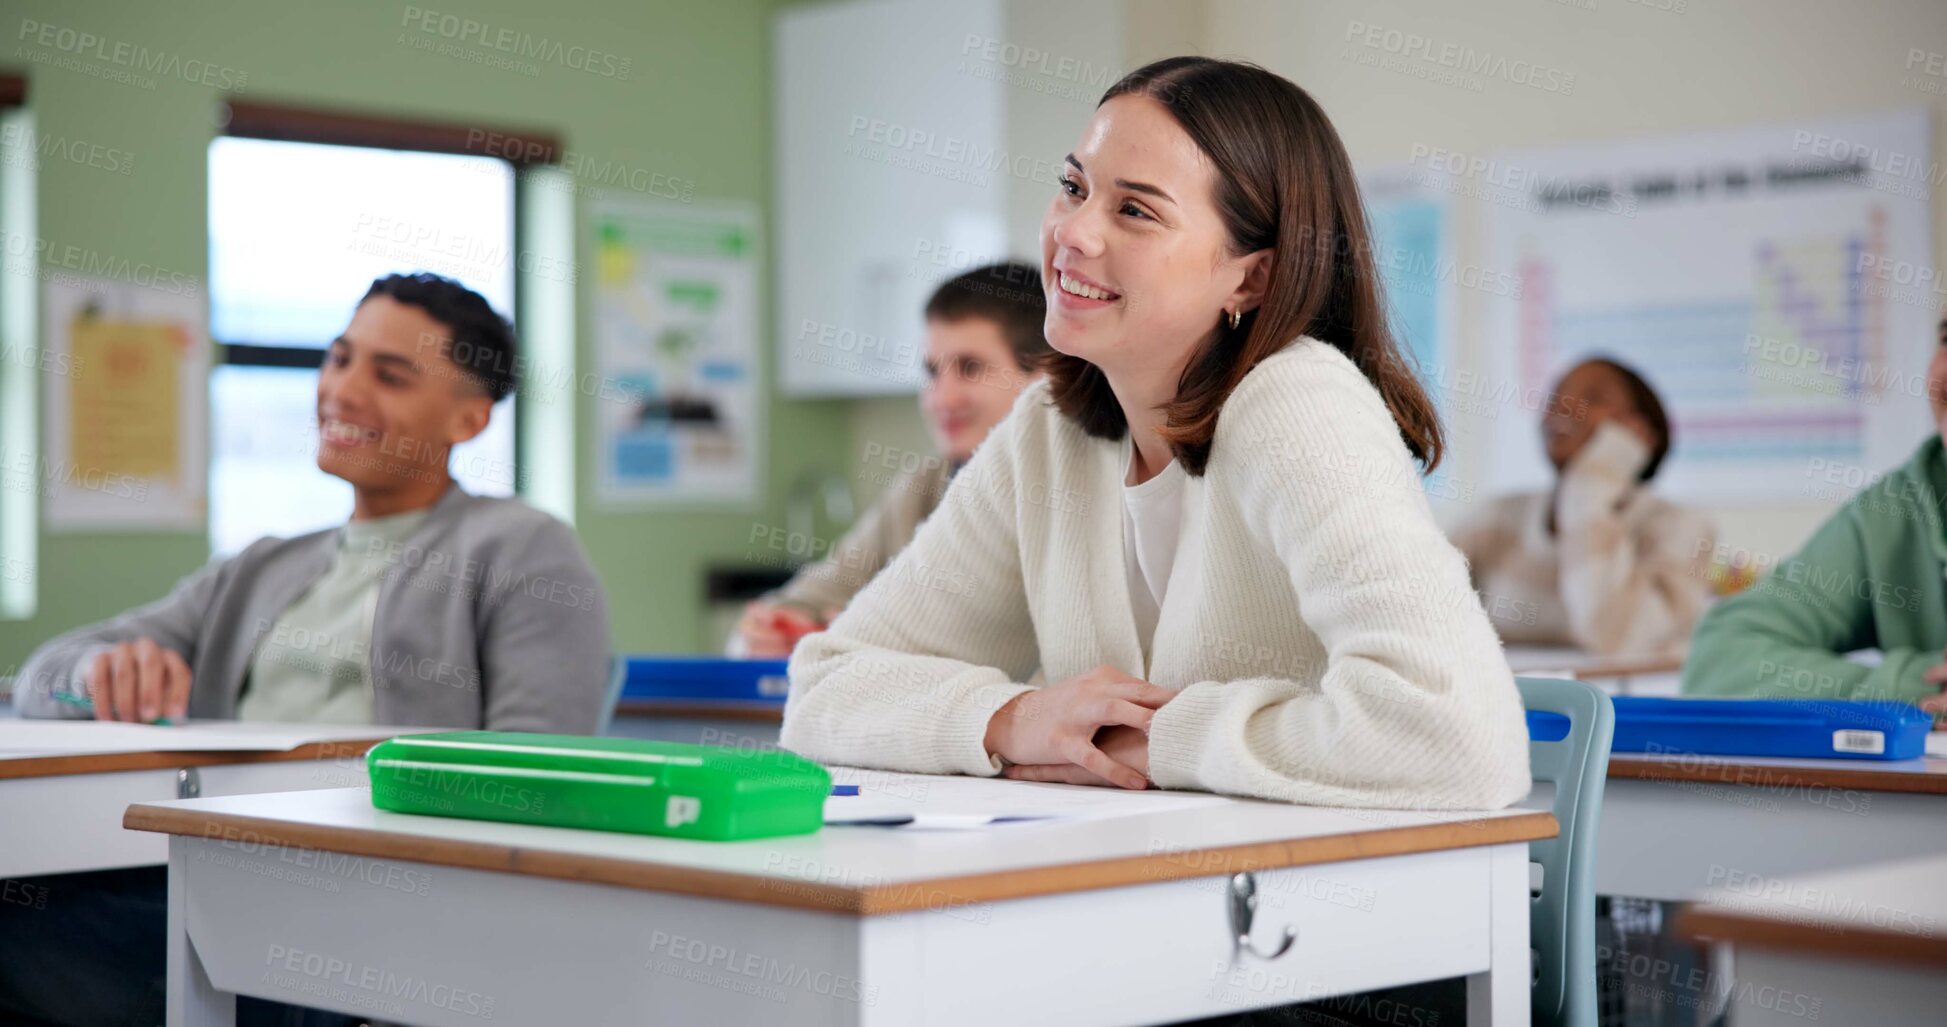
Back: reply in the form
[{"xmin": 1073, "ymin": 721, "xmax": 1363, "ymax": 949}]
[
  {"xmin": 1526, "ymin": 697, "xmax": 1931, "ymax": 760},
  {"xmin": 619, "ymin": 657, "xmax": 790, "ymax": 703}
]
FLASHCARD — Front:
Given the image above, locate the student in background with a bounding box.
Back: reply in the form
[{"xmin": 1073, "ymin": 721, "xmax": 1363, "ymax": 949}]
[
  {"xmin": 1451, "ymin": 357, "xmax": 1716, "ymax": 656},
  {"xmin": 1684, "ymin": 314, "xmax": 1947, "ymax": 722},
  {"xmin": 15, "ymin": 272, "xmax": 611, "ymax": 730},
  {"xmin": 782, "ymin": 57, "xmax": 1529, "ymax": 814},
  {"xmin": 1, "ymin": 273, "xmax": 609, "ymax": 1027},
  {"xmin": 735, "ymin": 262, "xmax": 1050, "ymax": 656}
]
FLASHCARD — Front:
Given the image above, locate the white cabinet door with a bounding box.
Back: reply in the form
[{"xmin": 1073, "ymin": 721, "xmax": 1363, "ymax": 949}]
[{"xmin": 774, "ymin": 0, "xmax": 1010, "ymax": 397}]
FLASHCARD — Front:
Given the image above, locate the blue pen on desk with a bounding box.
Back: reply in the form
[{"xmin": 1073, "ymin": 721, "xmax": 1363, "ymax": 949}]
[
  {"xmin": 830, "ymin": 785, "xmax": 859, "ymax": 796},
  {"xmin": 51, "ymin": 690, "xmax": 177, "ymax": 726}
]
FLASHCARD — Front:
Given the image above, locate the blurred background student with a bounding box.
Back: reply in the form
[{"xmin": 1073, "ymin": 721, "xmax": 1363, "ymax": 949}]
[
  {"xmin": 1684, "ymin": 314, "xmax": 1947, "ymax": 723},
  {"xmin": 734, "ymin": 262, "xmax": 1050, "ymax": 656},
  {"xmin": 1, "ymin": 273, "xmax": 609, "ymax": 1027},
  {"xmin": 1451, "ymin": 357, "xmax": 1717, "ymax": 657},
  {"xmin": 14, "ymin": 274, "xmax": 611, "ymax": 731}
]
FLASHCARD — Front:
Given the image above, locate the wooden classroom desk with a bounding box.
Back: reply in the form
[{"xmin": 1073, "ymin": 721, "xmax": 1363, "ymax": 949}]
[
  {"xmin": 1499, "ymin": 649, "xmax": 1945, "ymax": 899},
  {"xmin": 1503, "ymin": 647, "xmax": 1684, "ymax": 695},
  {"xmin": 127, "ymin": 784, "xmax": 1556, "ymax": 1027},
  {"xmin": 603, "ymin": 673, "xmax": 1944, "ymax": 909},
  {"xmin": 608, "ymin": 700, "xmax": 784, "ymax": 748},
  {"xmin": 0, "ymin": 723, "xmax": 406, "ymax": 878},
  {"xmin": 1676, "ymin": 852, "xmax": 1947, "ymax": 1025}
]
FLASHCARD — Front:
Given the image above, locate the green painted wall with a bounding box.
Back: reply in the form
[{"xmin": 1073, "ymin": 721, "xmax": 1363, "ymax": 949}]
[{"xmin": 0, "ymin": 0, "xmax": 852, "ymax": 668}]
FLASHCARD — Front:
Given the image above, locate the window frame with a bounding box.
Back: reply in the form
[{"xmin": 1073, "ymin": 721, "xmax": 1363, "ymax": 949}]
[
  {"xmin": 206, "ymin": 102, "xmax": 561, "ymax": 550},
  {"xmin": 0, "ymin": 73, "xmax": 31, "ymax": 620}
]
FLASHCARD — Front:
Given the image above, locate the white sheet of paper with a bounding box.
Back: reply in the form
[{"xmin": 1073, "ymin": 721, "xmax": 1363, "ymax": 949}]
[
  {"xmin": 822, "ymin": 767, "xmax": 1232, "ymax": 828},
  {"xmin": 1926, "ymin": 732, "xmax": 1947, "ymax": 759},
  {"xmin": 0, "ymin": 720, "xmax": 417, "ymax": 757}
]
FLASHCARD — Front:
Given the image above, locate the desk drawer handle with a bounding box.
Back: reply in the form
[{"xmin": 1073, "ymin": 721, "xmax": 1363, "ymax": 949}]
[{"xmin": 1228, "ymin": 873, "xmax": 1296, "ymax": 960}]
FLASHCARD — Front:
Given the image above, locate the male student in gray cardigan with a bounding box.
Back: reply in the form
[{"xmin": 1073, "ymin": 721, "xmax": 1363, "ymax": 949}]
[
  {"xmin": 15, "ymin": 272, "xmax": 611, "ymax": 733},
  {"xmin": 1, "ymin": 274, "xmax": 609, "ymax": 1026}
]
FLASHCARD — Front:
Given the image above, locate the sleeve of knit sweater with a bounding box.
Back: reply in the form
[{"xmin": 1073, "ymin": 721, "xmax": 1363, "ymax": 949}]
[
  {"xmin": 1682, "ymin": 501, "xmax": 1939, "ymax": 704},
  {"xmin": 780, "ymin": 413, "xmax": 1039, "ymax": 777},
  {"xmin": 762, "ymin": 478, "xmax": 908, "ymax": 621},
  {"xmin": 1145, "ymin": 346, "xmax": 1533, "ymax": 810},
  {"xmin": 1555, "ymin": 422, "xmax": 1718, "ymax": 655}
]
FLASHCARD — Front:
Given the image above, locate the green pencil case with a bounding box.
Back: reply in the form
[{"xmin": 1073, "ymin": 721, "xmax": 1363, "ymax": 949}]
[{"xmin": 366, "ymin": 731, "xmax": 831, "ymax": 842}]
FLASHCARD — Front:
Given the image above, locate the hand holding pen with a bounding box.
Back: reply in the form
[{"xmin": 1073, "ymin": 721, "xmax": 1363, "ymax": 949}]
[
  {"xmin": 61, "ymin": 637, "xmax": 192, "ymax": 724},
  {"xmin": 735, "ymin": 601, "xmax": 827, "ymax": 658}
]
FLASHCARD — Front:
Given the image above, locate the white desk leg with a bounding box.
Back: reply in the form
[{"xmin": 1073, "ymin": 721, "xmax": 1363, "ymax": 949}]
[
  {"xmin": 1466, "ymin": 842, "xmax": 1531, "ymax": 1027},
  {"xmin": 166, "ymin": 837, "xmax": 233, "ymax": 1027}
]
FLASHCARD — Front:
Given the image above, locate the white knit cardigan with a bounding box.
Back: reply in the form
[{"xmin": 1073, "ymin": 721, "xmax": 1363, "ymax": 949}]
[{"xmin": 782, "ymin": 339, "xmax": 1532, "ymax": 809}]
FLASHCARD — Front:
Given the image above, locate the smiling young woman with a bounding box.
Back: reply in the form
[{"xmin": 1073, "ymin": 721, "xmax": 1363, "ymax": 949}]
[
  {"xmin": 780, "ymin": 57, "xmax": 1530, "ymax": 813},
  {"xmin": 1040, "ymin": 58, "xmax": 1441, "ymax": 484}
]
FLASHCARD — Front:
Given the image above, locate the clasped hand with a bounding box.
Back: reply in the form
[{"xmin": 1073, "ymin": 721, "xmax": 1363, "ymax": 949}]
[{"xmin": 982, "ymin": 664, "xmax": 1174, "ymax": 790}]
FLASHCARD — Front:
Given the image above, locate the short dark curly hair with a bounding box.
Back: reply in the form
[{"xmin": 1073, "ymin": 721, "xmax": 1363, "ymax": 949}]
[{"xmin": 362, "ymin": 272, "xmax": 518, "ymax": 402}]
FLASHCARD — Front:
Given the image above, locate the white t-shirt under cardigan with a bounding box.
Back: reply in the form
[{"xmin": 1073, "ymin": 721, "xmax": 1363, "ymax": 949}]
[
  {"xmin": 781, "ymin": 339, "xmax": 1533, "ymax": 809},
  {"xmin": 1120, "ymin": 435, "xmax": 1187, "ymax": 661}
]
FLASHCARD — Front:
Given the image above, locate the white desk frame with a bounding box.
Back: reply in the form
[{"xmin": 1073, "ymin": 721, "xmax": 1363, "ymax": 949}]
[
  {"xmin": 1, "ymin": 746, "xmax": 374, "ymax": 879},
  {"xmin": 135, "ymin": 788, "xmax": 1551, "ymax": 1027},
  {"xmin": 1595, "ymin": 755, "xmax": 1947, "ymax": 902},
  {"xmin": 1679, "ymin": 853, "xmax": 1947, "ymax": 1025}
]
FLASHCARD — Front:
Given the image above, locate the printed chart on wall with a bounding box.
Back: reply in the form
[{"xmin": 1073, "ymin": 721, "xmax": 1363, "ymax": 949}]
[
  {"xmin": 1479, "ymin": 110, "xmax": 1935, "ymax": 502},
  {"xmin": 35, "ymin": 275, "xmax": 208, "ymax": 530},
  {"xmin": 592, "ymin": 200, "xmax": 760, "ymax": 507}
]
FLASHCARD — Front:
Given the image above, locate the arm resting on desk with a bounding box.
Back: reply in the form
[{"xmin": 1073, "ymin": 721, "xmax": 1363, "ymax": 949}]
[
  {"xmin": 782, "ymin": 417, "xmax": 1037, "ymax": 778},
  {"xmin": 1682, "ymin": 509, "xmax": 1935, "ymax": 703},
  {"xmin": 14, "ymin": 558, "xmax": 232, "ymax": 719},
  {"xmin": 1145, "ymin": 354, "xmax": 1532, "ymax": 810}
]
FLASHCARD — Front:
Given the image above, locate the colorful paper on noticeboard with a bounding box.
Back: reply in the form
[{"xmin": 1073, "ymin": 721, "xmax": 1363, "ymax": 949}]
[
  {"xmin": 69, "ymin": 318, "xmax": 185, "ymax": 480},
  {"xmin": 38, "ymin": 275, "xmax": 207, "ymax": 530},
  {"xmin": 590, "ymin": 199, "xmax": 760, "ymax": 507}
]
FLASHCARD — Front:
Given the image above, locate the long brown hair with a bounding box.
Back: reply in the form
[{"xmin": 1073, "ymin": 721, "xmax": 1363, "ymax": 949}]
[{"xmin": 1045, "ymin": 56, "xmax": 1443, "ymax": 474}]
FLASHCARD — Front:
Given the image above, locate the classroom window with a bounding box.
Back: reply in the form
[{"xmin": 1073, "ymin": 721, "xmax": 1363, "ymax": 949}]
[{"xmin": 206, "ymin": 137, "xmax": 518, "ymax": 555}]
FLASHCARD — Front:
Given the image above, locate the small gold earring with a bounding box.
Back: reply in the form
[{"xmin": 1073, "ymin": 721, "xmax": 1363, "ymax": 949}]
[{"xmin": 1227, "ymin": 308, "xmax": 1242, "ymax": 330}]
